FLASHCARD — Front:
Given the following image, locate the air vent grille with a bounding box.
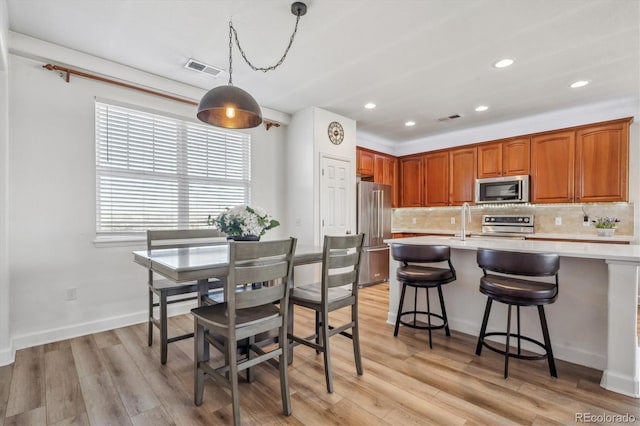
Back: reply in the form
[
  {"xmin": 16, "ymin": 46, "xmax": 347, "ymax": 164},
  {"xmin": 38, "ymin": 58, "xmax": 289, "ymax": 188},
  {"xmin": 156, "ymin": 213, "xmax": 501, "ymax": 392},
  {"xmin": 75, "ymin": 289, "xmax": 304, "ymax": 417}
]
[
  {"xmin": 184, "ymin": 59, "xmax": 224, "ymax": 77},
  {"xmin": 437, "ymin": 114, "xmax": 462, "ymax": 122}
]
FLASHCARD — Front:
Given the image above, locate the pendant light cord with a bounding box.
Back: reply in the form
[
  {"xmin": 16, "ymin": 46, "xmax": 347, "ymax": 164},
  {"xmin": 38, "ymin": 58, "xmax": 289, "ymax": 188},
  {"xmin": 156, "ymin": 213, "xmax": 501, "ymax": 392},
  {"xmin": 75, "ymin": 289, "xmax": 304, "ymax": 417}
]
[{"xmin": 227, "ymin": 9, "xmax": 303, "ymax": 84}]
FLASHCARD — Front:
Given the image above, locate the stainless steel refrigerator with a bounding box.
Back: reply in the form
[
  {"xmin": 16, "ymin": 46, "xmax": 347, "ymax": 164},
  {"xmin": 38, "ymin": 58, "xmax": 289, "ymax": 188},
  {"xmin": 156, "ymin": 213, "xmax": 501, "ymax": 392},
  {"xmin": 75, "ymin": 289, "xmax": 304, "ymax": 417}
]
[{"xmin": 357, "ymin": 181, "xmax": 391, "ymax": 286}]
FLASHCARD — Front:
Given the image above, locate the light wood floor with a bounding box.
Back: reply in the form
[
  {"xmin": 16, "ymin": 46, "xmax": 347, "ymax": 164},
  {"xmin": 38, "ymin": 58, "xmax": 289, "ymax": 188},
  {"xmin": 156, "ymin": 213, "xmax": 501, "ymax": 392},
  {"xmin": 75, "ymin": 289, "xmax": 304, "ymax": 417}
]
[{"xmin": 1, "ymin": 283, "xmax": 639, "ymax": 425}]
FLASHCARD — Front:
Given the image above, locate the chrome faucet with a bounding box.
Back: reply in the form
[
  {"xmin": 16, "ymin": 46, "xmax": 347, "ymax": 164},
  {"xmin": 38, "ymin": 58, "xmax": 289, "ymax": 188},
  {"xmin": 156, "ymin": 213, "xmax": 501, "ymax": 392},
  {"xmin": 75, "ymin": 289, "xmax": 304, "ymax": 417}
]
[{"xmin": 460, "ymin": 202, "xmax": 471, "ymax": 241}]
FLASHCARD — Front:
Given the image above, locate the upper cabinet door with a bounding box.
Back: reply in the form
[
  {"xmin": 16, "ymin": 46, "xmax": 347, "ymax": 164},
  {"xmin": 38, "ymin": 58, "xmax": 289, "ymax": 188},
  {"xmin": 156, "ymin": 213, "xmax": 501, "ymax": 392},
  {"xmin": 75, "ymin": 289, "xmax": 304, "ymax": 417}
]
[
  {"xmin": 400, "ymin": 156, "xmax": 423, "ymax": 207},
  {"xmin": 531, "ymin": 131, "xmax": 575, "ymax": 203},
  {"xmin": 449, "ymin": 147, "xmax": 476, "ymax": 205},
  {"xmin": 423, "ymin": 151, "xmax": 449, "ymax": 206},
  {"xmin": 502, "ymin": 138, "xmax": 530, "ymax": 176},
  {"xmin": 477, "ymin": 143, "xmax": 502, "ymax": 178},
  {"xmin": 575, "ymin": 121, "xmax": 629, "ymax": 202},
  {"xmin": 356, "ymin": 148, "xmax": 374, "ymax": 177}
]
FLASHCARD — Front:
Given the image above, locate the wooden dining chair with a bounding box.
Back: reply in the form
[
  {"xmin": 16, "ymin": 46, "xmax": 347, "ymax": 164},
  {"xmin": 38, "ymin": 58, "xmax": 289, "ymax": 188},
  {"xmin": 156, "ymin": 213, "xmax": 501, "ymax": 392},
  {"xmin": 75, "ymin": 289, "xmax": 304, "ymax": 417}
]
[
  {"xmin": 288, "ymin": 233, "xmax": 365, "ymax": 393},
  {"xmin": 191, "ymin": 237, "xmax": 297, "ymax": 426},
  {"xmin": 146, "ymin": 229, "xmax": 226, "ymax": 364}
]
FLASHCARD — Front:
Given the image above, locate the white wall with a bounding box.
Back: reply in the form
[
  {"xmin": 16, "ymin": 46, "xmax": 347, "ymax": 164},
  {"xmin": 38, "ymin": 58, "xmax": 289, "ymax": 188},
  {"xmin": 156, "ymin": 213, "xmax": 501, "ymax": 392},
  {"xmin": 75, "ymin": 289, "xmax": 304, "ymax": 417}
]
[
  {"xmin": 0, "ymin": 0, "xmax": 10, "ymax": 365},
  {"xmin": 4, "ymin": 46, "xmax": 289, "ymax": 364}
]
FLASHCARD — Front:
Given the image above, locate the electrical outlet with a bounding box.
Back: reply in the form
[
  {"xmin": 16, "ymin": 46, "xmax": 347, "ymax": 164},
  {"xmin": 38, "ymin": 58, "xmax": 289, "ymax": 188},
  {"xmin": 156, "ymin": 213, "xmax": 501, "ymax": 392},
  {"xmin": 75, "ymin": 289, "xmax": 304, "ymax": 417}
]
[
  {"xmin": 583, "ymin": 215, "xmax": 590, "ymax": 226},
  {"xmin": 555, "ymin": 217, "xmax": 562, "ymax": 226},
  {"xmin": 450, "ymin": 217, "xmax": 456, "ymax": 225},
  {"xmin": 65, "ymin": 288, "xmax": 77, "ymax": 301},
  {"xmin": 412, "ymin": 217, "xmax": 417, "ymax": 225}
]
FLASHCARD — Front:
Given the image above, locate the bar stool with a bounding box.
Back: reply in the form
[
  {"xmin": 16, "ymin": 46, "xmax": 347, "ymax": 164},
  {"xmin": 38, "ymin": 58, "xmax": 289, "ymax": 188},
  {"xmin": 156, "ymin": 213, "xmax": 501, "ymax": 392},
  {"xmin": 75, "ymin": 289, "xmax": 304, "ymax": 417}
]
[
  {"xmin": 391, "ymin": 244, "xmax": 456, "ymax": 349},
  {"xmin": 475, "ymin": 248, "xmax": 560, "ymax": 378}
]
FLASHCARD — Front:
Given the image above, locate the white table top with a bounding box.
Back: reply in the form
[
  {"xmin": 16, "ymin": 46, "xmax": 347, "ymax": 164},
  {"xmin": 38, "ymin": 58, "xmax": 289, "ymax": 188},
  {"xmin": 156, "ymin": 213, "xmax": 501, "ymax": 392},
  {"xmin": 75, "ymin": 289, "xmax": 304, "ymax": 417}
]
[
  {"xmin": 385, "ymin": 236, "xmax": 640, "ymax": 263},
  {"xmin": 133, "ymin": 243, "xmax": 323, "ymax": 282}
]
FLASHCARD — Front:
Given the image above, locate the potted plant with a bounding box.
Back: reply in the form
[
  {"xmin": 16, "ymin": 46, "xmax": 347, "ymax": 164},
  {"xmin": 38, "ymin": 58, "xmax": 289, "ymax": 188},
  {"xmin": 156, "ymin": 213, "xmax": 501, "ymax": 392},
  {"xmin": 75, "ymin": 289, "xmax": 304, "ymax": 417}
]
[
  {"xmin": 208, "ymin": 205, "xmax": 280, "ymax": 241},
  {"xmin": 592, "ymin": 217, "xmax": 620, "ymax": 237}
]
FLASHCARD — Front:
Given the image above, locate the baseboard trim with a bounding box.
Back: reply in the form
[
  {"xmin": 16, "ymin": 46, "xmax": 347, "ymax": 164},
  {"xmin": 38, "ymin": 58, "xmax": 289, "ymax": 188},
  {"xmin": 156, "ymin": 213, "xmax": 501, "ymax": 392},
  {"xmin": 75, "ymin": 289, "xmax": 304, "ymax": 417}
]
[{"xmin": 5, "ymin": 300, "xmax": 197, "ymax": 366}]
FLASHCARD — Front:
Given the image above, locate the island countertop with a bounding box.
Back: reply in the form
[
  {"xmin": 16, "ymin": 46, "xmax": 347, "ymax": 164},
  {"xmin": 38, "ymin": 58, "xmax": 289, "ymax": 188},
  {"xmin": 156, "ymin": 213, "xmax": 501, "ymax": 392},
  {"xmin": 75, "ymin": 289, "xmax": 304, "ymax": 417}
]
[
  {"xmin": 384, "ymin": 235, "xmax": 640, "ymax": 399},
  {"xmin": 384, "ymin": 235, "xmax": 640, "ymax": 262}
]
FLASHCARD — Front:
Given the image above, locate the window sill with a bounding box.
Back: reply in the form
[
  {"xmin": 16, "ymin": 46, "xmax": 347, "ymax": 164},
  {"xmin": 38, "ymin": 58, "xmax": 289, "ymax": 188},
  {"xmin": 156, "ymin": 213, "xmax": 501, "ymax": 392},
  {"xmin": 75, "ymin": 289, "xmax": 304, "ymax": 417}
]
[{"xmin": 93, "ymin": 235, "xmax": 146, "ymax": 248}]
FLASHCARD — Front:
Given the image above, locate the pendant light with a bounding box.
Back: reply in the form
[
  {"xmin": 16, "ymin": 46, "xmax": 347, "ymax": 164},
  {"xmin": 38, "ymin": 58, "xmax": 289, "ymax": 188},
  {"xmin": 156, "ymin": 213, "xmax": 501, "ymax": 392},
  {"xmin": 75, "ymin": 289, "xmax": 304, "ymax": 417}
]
[{"xmin": 197, "ymin": 2, "xmax": 308, "ymax": 129}]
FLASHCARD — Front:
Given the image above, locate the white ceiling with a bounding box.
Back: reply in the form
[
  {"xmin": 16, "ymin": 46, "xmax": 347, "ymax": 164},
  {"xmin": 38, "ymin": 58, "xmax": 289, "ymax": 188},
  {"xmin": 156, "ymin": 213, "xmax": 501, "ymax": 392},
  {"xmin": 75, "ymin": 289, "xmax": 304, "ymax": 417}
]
[{"xmin": 6, "ymin": 0, "xmax": 640, "ymax": 143}]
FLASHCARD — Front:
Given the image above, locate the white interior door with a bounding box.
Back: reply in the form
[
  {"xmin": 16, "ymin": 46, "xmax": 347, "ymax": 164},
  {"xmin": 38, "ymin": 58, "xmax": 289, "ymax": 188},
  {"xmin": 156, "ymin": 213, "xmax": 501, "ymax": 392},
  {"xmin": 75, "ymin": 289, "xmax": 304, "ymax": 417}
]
[{"xmin": 320, "ymin": 155, "xmax": 353, "ymax": 240}]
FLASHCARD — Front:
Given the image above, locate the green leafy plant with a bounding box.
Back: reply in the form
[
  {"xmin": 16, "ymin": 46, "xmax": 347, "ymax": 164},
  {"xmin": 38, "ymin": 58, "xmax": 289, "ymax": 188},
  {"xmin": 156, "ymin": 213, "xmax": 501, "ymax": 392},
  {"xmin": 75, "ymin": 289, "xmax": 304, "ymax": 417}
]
[
  {"xmin": 592, "ymin": 217, "xmax": 620, "ymax": 229},
  {"xmin": 208, "ymin": 205, "xmax": 280, "ymax": 237}
]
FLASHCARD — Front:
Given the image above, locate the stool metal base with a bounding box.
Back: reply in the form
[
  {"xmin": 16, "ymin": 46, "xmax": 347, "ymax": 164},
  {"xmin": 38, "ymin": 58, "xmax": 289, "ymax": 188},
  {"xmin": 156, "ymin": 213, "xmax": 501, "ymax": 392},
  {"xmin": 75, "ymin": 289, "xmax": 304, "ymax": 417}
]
[
  {"xmin": 475, "ymin": 298, "xmax": 557, "ymax": 379},
  {"xmin": 394, "ymin": 282, "xmax": 450, "ymax": 349}
]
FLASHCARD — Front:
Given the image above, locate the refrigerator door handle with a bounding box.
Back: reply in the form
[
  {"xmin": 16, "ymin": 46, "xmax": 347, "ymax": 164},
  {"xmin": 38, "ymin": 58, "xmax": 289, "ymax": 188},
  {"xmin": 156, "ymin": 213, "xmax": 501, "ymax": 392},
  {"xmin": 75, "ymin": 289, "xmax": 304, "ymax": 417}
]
[{"xmin": 379, "ymin": 190, "xmax": 383, "ymax": 238}]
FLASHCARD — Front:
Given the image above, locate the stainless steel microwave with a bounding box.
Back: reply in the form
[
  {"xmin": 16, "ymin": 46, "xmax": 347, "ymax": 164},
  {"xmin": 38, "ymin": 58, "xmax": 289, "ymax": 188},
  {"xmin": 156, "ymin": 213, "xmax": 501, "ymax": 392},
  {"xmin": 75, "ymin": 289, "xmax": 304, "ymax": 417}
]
[{"xmin": 475, "ymin": 175, "xmax": 530, "ymax": 204}]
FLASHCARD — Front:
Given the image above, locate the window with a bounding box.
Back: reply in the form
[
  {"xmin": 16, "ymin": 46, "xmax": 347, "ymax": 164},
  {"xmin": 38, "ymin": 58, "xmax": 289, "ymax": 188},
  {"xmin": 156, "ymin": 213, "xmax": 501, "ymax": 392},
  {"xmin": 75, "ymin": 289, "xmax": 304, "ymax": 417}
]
[{"xmin": 95, "ymin": 101, "xmax": 251, "ymax": 234}]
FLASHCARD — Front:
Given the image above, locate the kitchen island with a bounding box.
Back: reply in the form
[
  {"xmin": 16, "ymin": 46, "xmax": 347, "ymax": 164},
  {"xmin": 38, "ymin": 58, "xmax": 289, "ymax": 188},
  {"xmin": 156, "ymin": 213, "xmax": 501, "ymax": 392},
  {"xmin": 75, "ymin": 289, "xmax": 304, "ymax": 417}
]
[{"xmin": 385, "ymin": 236, "xmax": 640, "ymax": 398}]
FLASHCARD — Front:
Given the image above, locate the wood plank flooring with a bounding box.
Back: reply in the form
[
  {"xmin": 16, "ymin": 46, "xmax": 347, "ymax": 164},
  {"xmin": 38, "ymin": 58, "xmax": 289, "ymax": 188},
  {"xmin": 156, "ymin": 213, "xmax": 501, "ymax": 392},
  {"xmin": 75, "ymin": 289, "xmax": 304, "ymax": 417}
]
[{"xmin": 1, "ymin": 283, "xmax": 639, "ymax": 425}]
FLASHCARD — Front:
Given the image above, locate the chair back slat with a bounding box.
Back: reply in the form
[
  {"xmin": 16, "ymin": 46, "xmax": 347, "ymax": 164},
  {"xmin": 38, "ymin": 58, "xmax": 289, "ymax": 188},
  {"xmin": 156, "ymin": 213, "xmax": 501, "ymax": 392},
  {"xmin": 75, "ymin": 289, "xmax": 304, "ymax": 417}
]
[
  {"xmin": 235, "ymin": 262, "xmax": 288, "ymax": 286},
  {"xmin": 327, "ymin": 269, "xmax": 358, "ymax": 289},
  {"xmin": 236, "ymin": 284, "xmax": 285, "ymax": 310},
  {"xmin": 327, "ymin": 251, "xmax": 360, "ymax": 269},
  {"xmin": 147, "ymin": 229, "xmax": 226, "ymax": 250}
]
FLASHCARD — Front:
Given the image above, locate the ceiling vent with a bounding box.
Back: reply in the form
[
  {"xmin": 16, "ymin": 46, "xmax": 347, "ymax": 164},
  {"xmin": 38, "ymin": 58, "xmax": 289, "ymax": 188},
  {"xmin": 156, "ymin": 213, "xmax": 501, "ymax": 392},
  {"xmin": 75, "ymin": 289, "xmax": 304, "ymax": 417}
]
[
  {"xmin": 437, "ymin": 114, "xmax": 462, "ymax": 122},
  {"xmin": 184, "ymin": 59, "xmax": 224, "ymax": 77}
]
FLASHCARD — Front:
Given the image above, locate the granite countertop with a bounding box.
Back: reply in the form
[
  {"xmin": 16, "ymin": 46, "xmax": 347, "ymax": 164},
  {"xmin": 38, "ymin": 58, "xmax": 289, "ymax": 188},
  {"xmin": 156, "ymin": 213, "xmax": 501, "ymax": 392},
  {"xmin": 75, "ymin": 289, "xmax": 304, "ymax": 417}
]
[
  {"xmin": 385, "ymin": 235, "xmax": 640, "ymax": 262},
  {"xmin": 391, "ymin": 229, "xmax": 634, "ymax": 243}
]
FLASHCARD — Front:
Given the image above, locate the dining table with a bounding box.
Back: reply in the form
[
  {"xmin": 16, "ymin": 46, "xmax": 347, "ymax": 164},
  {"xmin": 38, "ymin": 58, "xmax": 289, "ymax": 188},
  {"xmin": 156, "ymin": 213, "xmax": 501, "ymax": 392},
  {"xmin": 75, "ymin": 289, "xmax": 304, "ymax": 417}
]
[{"xmin": 133, "ymin": 241, "xmax": 324, "ymax": 359}]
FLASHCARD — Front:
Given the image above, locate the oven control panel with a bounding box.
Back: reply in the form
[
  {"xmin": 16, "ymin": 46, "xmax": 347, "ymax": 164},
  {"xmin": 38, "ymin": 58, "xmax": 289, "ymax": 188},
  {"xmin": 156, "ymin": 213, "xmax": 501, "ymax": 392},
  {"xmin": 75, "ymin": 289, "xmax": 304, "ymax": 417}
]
[{"xmin": 481, "ymin": 215, "xmax": 534, "ymax": 234}]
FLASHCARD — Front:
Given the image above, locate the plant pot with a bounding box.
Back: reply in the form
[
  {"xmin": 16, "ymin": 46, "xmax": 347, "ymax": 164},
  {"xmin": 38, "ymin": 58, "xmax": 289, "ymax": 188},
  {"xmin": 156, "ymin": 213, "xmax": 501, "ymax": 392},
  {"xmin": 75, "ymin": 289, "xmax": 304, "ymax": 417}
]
[
  {"xmin": 226, "ymin": 235, "xmax": 260, "ymax": 241},
  {"xmin": 596, "ymin": 228, "xmax": 615, "ymax": 237}
]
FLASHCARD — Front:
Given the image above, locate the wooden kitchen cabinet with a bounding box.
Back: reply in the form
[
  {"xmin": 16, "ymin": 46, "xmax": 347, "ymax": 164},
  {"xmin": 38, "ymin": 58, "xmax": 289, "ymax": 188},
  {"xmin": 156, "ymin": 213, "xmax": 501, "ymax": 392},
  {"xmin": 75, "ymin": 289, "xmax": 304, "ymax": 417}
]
[
  {"xmin": 575, "ymin": 120, "xmax": 629, "ymax": 202},
  {"xmin": 449, "ymin": 147, "xmax": 476, "ymax": 205},
  {"xmin": 356, "ymin": 148, "xmax": 374, "ymax": 176},
  {"xmin": 531, "ymin": 131, "xmax": 575, "ymax": 203},
  {"xmin": 400, "ymin": 155, "xmax": 423, "ymax": 207},
  {"xmin": 477, "ymin": 138, "xmax": 530, "ymax": 178},
  {"xmin": 423, "ymin": 151, "xmax": 449, "ymax": 206},
  {"xmin": 374, "ymin": 154, "xmax": 394, "ymax": 186}
]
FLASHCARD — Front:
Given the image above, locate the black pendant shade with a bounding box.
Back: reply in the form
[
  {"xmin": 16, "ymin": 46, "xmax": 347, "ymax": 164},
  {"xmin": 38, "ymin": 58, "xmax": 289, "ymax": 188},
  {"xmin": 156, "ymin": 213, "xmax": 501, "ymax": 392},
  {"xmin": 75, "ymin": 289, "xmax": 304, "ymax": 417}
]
[{"xmin": 197, "ymin": 85, "xmax": 263, "ymax": 129}]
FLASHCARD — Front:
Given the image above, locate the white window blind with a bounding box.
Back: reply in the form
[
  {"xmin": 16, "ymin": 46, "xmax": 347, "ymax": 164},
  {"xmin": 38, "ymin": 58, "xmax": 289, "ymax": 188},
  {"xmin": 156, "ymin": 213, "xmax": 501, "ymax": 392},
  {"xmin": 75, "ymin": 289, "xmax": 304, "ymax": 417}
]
[{"xmin": 96, "ymin": 101, "xmax": 251, "ymax": 234}]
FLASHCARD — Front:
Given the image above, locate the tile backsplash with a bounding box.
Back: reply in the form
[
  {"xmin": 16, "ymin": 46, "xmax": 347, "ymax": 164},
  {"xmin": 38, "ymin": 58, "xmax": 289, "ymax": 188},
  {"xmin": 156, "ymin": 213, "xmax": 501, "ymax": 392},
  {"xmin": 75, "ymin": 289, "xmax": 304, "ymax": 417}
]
[{"xmin": 393, "ymin": 202, "xmax": 634, "ymax": 236}]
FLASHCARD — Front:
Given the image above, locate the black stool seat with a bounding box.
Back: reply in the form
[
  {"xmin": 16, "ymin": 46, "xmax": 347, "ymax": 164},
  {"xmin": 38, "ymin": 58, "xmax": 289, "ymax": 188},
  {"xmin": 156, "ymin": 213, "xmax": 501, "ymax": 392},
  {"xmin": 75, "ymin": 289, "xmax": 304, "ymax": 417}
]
[
  {"xmin": 392, "ymin": 244, "xmax": 456, "ymax": 349},
  {"xmin": 480, "ymin": 274, "xmax": 557, "ymax": 305},
  {"xmin": 475, "ymin": 248, "xmax": 560, "ymax": 379},
  {"xmin": 398, "ymin": 265, "xmax": 455, "ymax": 284}
]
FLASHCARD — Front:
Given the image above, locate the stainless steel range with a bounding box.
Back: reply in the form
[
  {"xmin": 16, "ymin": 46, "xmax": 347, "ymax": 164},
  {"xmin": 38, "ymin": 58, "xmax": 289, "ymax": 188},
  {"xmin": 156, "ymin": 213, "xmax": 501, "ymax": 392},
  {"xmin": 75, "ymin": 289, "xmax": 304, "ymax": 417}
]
[{"xmin": 480, "ymin": 214, "xmax": 534, "ymax": 237}]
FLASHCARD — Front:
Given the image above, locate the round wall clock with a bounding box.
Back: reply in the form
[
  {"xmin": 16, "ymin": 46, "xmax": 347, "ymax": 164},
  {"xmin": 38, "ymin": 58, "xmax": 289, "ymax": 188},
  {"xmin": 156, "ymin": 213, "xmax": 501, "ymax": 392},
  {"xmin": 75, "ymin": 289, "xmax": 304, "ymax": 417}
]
[{"xmin": 328, "ymin": 121, "xmax": 344, "ymax": 145}]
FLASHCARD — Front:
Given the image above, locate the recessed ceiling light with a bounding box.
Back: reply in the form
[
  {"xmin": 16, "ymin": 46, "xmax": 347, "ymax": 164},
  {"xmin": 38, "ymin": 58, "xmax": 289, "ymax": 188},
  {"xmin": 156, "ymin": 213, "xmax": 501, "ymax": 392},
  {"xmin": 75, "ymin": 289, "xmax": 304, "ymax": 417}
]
[
  {"xmin": 475, "ymin": 105, "xmax": 489, "ymax": 112},
  {"xmin": 493, "ymin": 58, "xmax": 514, "ymax": 69},
  {"xmin": 405, "ymin": 121, "xmax": 416, "ymax": 127},
  {"xmin": 364, "ymin": 102, "xmax": 376, "ymax": 109},
  {"xmin": 570, "ymin": 80, "xmax": 590, "ymax": 88}
]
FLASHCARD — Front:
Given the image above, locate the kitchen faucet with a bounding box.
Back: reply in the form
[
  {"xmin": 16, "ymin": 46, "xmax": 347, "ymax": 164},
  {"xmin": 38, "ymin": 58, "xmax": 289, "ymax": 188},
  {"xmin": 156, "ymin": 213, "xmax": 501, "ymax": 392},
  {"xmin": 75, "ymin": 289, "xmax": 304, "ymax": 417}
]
[{"xmin": 460, "ymin": 202, "xmax": 471, "ymax": 241}]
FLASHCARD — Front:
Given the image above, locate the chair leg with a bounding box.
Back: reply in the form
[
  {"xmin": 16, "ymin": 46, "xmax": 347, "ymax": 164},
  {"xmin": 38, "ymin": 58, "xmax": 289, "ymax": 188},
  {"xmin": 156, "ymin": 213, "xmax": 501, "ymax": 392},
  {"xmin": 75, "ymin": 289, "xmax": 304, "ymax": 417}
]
[
  {"xmin": 475, "ymin": 298, "xmax": 492, "ymax": 355},
  {"xmin": 538, "ymin": 305, "xmax": 558, "ymax": 378},
  {"xmin": 504, "ymin": 304, "xmax": 512, "ymax": 379},
  {"xmin": 394, "ymin": 283, "xmax": 408, "ymax": 336},
  {"xmin": 246, "ymin": 336, "xmax": 255, "ymax": 383},
  {"xmin": 228, "ymin": 337, "xmax": 241, "ymax": 426},
  {"xmin": 315, "ymin": 310, "xmax": 321, "ymax": 354},
  {"xmin": 516, "ymin": 305, "xmax": 522, "ymax": 356},
  {"xmin": 321, "ymin": 310, "xmax": 334, "ymax": 393},
  {"xmin": 437, "ymin": 285, "xmax": 450, "ymax": 336},
  {"xmin": 148, "ymin": 288, "xmax": 154, "ymax": 347},
  {"xmin": 160, "ymin": 292, "xmax": 168, "ymax": 365},
  {"xmin": 193, "ymin": 320, "xmax": 206, "ymax": 406},
  {"xmin": 425, "ymin": 287, "xmax": 433, "ymax": 349},
  {"xmin": 279, "ymin": 322, "xmax": 291, "ymax": 415},
  {"xmin": 351, "ymin": 302, "xmax": 363, "ymax": 375}
]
